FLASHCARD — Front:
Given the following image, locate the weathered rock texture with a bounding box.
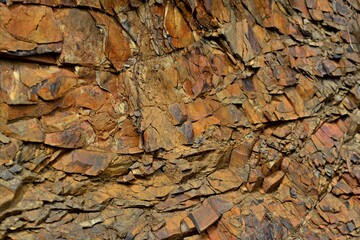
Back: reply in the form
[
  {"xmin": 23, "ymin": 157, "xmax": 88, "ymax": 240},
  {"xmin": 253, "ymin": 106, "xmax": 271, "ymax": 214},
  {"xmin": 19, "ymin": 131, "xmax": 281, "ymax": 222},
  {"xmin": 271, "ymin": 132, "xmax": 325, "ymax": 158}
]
[{"xmin": 0, "ymin": 0, "xmax": 359, "ymax": 239}]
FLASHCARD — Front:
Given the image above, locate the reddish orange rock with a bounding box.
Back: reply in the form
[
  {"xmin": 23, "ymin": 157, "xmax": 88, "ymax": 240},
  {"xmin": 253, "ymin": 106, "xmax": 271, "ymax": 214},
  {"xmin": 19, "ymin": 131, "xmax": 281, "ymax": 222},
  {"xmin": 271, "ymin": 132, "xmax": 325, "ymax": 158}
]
[
  {"xmin": 290, "ymin": 46, "xmax": 318, "ymax": 58},
  {"xmin": 296, "ymin": 75, "xmax": 316, "ymax": 101},
  {"xmin": 246, "ymin": 166, "xmax": 264, "ymax": 192},
  {"xmin": 230, "ymin": 142, "xmax": 252, "ymax": 168},
  {"xmin": 289, "ymin": 0, "xmax": 311, "ymax": 19},
  {"xmin": 3, "ymin": 101, "xmax": 60, "ymax": 121},
  {"xmin": 315, "ymin": 0, "xmax": 333, "ymax": 12},
  {"xmin": 314, "ymin": 128, "xmax": 335, "ymax": 148},
  {"xmin": 207, "ymin": 224, "xmax": 236, "ymax": 240},
  {"xmin": 0, "ymin": 1, "xmax": 358, "ymax": 239},
  {"xmin": 320, "ymin": 122, "xmax": 344, "ymax": 140},
  {"xmin": 284, "ymin": 87, "xmax": 308, "ymax": 117},
  {"xmin": 213, "ymin": 105, "xmax": 248, "ymax": 126},
  {"xmin": 185, "ymin": 99, "xmax": 212, "ymax": 122},
  {"xmin": 164, "ymin": 2, "xmax": 194, "ymax": 48},
  {"xmin": 0, "ymin": 4, "xmax": 62, "ymax": 44},
  {"xmin": 90, "ymin": 12, "xmax": 132, "ymax": 70},
  {"xmin": 180, "ymin": 216, "xmax": 196, "ymax": 234},
  {"xmin": 192, "ymin": 116, "xmax": 220, "ymax": 137},
  {"xmin": 309, "ymin": 9, "xmax": 325, "ymax": 21}
]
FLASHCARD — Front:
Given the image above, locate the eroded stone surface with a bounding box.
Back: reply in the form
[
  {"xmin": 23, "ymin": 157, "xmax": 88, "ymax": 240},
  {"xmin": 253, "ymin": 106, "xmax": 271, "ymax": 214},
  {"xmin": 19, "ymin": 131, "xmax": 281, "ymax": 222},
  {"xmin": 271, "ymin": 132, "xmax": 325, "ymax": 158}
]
[{"xmin": 0, "ymin": 0, "xmax": 359, "ymax": 239}]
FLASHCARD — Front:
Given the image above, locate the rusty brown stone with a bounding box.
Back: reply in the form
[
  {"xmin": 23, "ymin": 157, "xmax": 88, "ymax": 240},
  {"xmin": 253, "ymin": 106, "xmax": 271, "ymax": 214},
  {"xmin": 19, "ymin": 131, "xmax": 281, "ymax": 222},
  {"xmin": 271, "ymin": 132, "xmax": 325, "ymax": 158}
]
[
  {"xmin": 2, "ymin": 119, "xmax": 45, "ymax": 142},
  {"xmin": 52, "ymin": 149, "xmax": 115, "ymax": 176},
  {"xmin": 164, "ymin": 2, "xmax": 194, "ymax": 49},
  {"xmin": 62, "ymin": 86, "xmax": 107, "ymax": 110},
  {"xmin": 262, "ymin": 171, "xmax": 285, "ymax": 193},
  {"xmin": 0, "ymin": 1, "xmax": 359, "ymax": 239},
  {"xmin": 189, "ymin": 200, "xmax": 220, "ymax": 233}
]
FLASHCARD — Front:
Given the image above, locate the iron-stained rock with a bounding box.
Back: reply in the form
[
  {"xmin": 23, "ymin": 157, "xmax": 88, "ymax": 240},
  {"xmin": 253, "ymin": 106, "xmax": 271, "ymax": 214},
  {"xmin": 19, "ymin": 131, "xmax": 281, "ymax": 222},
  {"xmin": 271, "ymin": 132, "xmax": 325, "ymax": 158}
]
[{"xmin": 52, "ymin": 149, "xmax": 115, "ymax": 176}]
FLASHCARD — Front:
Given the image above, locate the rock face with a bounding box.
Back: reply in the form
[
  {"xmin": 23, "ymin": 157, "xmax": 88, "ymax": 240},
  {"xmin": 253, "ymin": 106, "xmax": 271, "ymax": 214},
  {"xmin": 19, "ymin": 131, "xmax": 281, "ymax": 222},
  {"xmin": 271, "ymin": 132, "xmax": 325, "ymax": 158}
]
[{"xmin": 0, "ymin": 0, "xmax": 359, "ymax": 239}]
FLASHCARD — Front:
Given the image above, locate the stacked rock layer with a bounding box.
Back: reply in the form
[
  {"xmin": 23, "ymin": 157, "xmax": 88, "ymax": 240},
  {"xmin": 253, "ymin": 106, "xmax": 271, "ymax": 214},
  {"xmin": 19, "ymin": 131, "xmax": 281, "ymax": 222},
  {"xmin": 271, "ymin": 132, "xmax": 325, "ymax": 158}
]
[{"xmin": 0, "ymin": 0, "xmax": 359, "ymax": 239}]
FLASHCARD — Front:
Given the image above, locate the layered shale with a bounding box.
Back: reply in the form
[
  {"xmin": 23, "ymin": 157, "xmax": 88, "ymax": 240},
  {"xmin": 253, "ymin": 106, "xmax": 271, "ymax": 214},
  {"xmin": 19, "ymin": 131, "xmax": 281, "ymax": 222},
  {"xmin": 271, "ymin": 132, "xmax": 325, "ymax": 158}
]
[{"xmin": 0, "ymin": 0, "xmax": 359, "ymax": 239}]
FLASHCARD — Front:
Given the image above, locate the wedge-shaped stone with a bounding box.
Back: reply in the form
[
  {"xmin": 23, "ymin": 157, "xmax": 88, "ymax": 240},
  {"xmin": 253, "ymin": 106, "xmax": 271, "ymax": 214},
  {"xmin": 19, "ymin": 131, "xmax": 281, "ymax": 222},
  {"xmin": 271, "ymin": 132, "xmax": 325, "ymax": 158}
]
[
  {"xmin": 164, "ymin": 2, "xmax": 194, "ymax": 48},
  {"xmin": 185, "ymin": 99, "xmax": 213, "ymax": 122},
  {"xmin": 177, "ymin": 121, "xmax": 194, "ymax": 145},
  {"xmin": 262, "ymin": 171, "xmax": 285, "ymax": 193},
  {"xmin": 189, "ymin": 200, "xmax": 220, "ymax": 233},
  {"xmin": 213, "ymin": 105, "xmax": 248, "ymax": 127},
  {"xmin": 224, "ymin": 19, "xmax": 261, "ymax": 63},
  {"xmin": 207, "ymin": 196, "xmax": 233, "ymax": 216},
  {"xmin": 0, "ymin": 184, "xmax": 15, "ymax": 208},
  {"xmin": 90, "ymin": 12, "xmax": 132, "ymax": 70},
  {"xmin": 169, "ymin": 102, "xmax": 187, "ymax": 125}
]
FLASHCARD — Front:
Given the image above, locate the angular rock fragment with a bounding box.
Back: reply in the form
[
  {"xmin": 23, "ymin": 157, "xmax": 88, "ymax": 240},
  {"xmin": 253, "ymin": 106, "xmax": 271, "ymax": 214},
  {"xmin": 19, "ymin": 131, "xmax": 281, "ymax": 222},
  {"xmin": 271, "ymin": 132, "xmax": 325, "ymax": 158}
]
[
  {"xmin": 188, "ymin": 197, "xmax": 232, "ymax": 233},
  {"xmin": 0, "ymin": 139, "xmax": 21, "ymax": 166},
  {"xmin": 189, "ymin": 200, "xmax": 220, "ymax": 233},
  {"xmin": 90, "ymin": 11, "xmax": 132, "ymax": 70},
  {"xmin": 0, "ymin": 4, "xmax": 62, "ymax": 54},
  {"xmin": 2, "ymin": 119, "xmax": 45, "ymax": 142},
  {"xmin": 36, "ymin": 73, "xmax": 77, "ymax": 101},
  {"xmin": 224, "ymin": 19, "xmax": 261, "ymax": 63},
  {"xmin": 142, "ymin": 107, "xmax": 182, "ymax": 152},
  {"xmin": 164, "ymin": 2, "xmax": 194, "ymax": 49},
  {"xmin": 0, "ymin": 61, "xmax": 35, "ymax": 105},
  {"xmin": 177, "ymin": 121, "xmax": 194, "ymax": 145},
  {"xmin": 262, "ymin": 171, "xmax": 285, "ymax": 193},
  {"xmin": 45, "ymin": 121, "xmax": 95, "ymax": 148},
  {"xmin": 208, "ymin": 168, "xmax": 243, "ymax": 192},
  {"xmin": 169, "ymin": 103, "xmax": 187, "ymax": 125},
  {"xmin": 52, "ymin": 149, "xmax": 115, "ymax": 176},
  {"xmin": 0, "ymin": 184, "xmax": 15, "ymax": 208},
  {"xmin": 56, "ymin": 9, "xmax": 106, "ymax": 66},
  {"xmin": 62, "ymin": 86, "xmax": 107, "ymax": 110}
]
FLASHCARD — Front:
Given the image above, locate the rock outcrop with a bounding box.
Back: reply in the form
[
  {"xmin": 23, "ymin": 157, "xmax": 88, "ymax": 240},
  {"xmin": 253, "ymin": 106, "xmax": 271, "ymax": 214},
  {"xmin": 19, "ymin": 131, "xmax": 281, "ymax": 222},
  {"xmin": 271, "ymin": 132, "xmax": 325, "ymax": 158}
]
[{"xmin": 0, "ymin": 0, "xmax": 359, "ymax": 239}]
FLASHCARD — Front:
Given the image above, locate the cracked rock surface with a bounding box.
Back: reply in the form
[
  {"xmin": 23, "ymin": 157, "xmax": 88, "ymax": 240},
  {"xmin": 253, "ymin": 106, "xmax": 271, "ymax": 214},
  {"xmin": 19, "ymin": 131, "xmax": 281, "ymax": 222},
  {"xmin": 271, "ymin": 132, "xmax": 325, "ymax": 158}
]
[{"xmin": 0, "ymin": 0, "xmax": 360, "ymax": 239}]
